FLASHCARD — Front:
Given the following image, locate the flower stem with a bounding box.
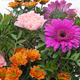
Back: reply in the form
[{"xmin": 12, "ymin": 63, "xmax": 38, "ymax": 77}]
[{"xmin": 24, "ymin": 61, "xmax": 31, "ymax": 80}]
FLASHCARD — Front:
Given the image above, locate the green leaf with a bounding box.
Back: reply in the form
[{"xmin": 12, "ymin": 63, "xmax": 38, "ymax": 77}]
[
  {"xmin": 19, "ymin": 10, "xmax": 23, "ymax": 15},
  {"xmin": 38, "ymin": 65, "xmax": 45, "ymax": 69},
  {"xmin": 11, "ymin": 34, "xmax": 17, "ymax": 40},
  {"xmin": 39, "ymin": 34, "xmax": 46, "ymax": 42},
  {"xmin": 77, "ymin": 59, "xmax": 80, "ymax": 66},
  {"xmin": 52, "ymin": 53, "xmax": 58, "ymax": 58},
  {"xmin": 0, "ymin": 13, "xmax": 3, "ymax": 19},
  {"xmin": 17, "ymin": 30, "xmax": 22, "ymax": 39},
  {"xmin": 35, "ymin": 68, "xmax": 42, "ymax": 70},
  {"xmin": 43, "ymin": 70, "xmax": 47, "ymax": 74},
  {"xmin": 36, "ymin": 7, "xmax": 41, "ymax": 13},
  {"xmin": 46, "ymin": 69, "xmax": 53, "ymax": 73},
  {"xmin": 36, "ymin": 43, "xmax": 45, "ymax": 48},
  {"xmin": 16, "ymin": 45, "xmax": 24, "ymax": 48},
  {"xmin": 17, "ymin": 40, "xmax": 26, "ymax": 44},
  {"xmin": 66, "ymin": 51, "xmax": 71, "ymax": 58},
  {"xmin": 70, "ymin": 53, "xmax": 80, "ymax": 60}
]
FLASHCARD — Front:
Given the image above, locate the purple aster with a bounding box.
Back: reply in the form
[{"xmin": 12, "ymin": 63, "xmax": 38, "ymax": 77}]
[
  {"xmin": 43, "ymin": 0, "xmax": 76, "ymax": 21},
  {"xmin": 44, "ymin": 19, "xmax": 80, "ymax": 52}
]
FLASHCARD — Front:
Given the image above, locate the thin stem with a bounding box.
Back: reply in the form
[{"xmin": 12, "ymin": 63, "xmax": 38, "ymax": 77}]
[
  {"xmin": 24, "ymin": 61, "xmax": 31, "ymax": 80},
  {"xmin": 24, "ymin": 37, "xmax": 34, "ymax": 48},
  {"xmin": 34, "ymin": 33, "xmax": 37, "ymax": 49},
  {"xmin": 61, "ymin": 59, "xmax": 69, "ymax": 71},
  {"xmin": 41, "ymin": 4, "xmax": 43, "ymax": 10}
]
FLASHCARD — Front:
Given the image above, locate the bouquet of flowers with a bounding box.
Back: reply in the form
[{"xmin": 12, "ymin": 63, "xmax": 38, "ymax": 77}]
[{"xmin": 0, "ymin": 0, "xmax": 80, "ymax": 80}]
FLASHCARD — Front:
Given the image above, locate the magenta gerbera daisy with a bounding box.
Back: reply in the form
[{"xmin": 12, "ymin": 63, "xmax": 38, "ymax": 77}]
[
  {"xmin": 44, "ymin": 19, "xmax": 80, "ymax": 52},
  {"xmin": 43, "ymin": 0, "xmax": 76, "ymax": 21}
]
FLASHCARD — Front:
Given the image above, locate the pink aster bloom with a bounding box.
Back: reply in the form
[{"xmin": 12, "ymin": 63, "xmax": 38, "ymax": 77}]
[
  {"xmin": 0, "ymin": 54, "xmax": 7, "ymax": 67},
  {"xmin": 43, "ymin": 0, "xmax": 76, "ymax": 21},
  {"xmin": 14, "ymin": 11, "xmax": 46, "ymax": 31},
  {"xmin": 44, "ymin": 19, "xmax": 80, "ymax": 52}
]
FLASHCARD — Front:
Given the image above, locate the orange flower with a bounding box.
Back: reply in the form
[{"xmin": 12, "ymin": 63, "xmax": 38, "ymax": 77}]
[
  {"xmin": 41, "ymin": 0, "xmax": 49, "ymax": 3},
  {"xmin": 15, "ymin": 0, "xmax": 24, "ymax": 2},
  {"xmin": 58, "ymin": 73, "xmax": 70, "ymax": 80},
  {"xmin": 26, "ymin": 49, "xmax": 41, "ymax": 62},
  {"xmin": 8, "ymin": 2, "xmax": 19, "ymax": 7},
  {"xmin": 34, "ymin": 0, "xmax": 49, "ymax": 3},
  {"xmin": 22, "ymin": 1, "xmax": 37, "ymax": 7},
  {"xmin": 34, "ymin": 0, "xmax": 41, "ymax": 2},
  {"xmin": 12, "ymin": 47, "xmax": 25, "ymax": 54},
  {"xmin": 5, "ymin": 66, "xmax": 22, "ymax": 80},
  {"xmin": 9, "ymin": 51, "xmax": 28, "ymax": 66},
  {"xmin": 0, "ymin": 67, "xmax": 6, "ymax": 80},
  {"xmin": 1, "ymin": 18, "xmax": 5, "ymax": 22},
  {"xmin": 30, "ymin": 65, "xmax": 46, "ymax": 80}
]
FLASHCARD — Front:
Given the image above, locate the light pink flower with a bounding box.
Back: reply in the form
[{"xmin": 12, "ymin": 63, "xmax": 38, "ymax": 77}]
[
  {"xmin": 14, "ymin": 11, "xmax": 46, "ymax": 31},
  {"xmin": 75, "ymin": 8, "xmax": 80, "ymax": 18},
  {"xmin": 0, "ymin": 54, "xmax": 7, "ymax": 67}
]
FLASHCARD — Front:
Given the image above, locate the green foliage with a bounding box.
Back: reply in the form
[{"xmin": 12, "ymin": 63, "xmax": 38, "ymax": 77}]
[{"xmin": 0, "ymin": 0, "xmax": 80, "ymax": 80}]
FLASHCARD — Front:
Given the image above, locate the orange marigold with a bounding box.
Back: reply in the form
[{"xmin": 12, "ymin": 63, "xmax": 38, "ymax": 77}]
[
  {"xmin": 22, "ymin": 1, "xmax": 37, "ymax": 7},
  {"xmin": 58, "ymin": 73, "xmax": 70, "ymax": 80},
  {"xmin": 26, "ymin": 49, "xmax": 41, "ymax": 62},
  {"xmin": 0, "ymin": 67, "xmax": 6, "ymax": 80},
  {"xmin": 1, "ymin": 18, "xmax": 5, "ymax": 22},
  {"xmin": 34, "ymin": 0, "xmax": 41, "ymax": 2},
  {"xmin": 5, "ymin": 66, "xmax": 22, "ymax": 80},
  {"xmin": 9, "ymin": 51, "xmax": 28, "ymax": 66},
  {"xmin": 8, "ymin": 2, "xmax": 19, "ymax": 7},
  {"xmin": 30, "ymin": 65, "xmax": 46, "ymax": 80},
  {"xmin": 12, "ymin": 47, "xmax": 25, "ymax": 54},
  {"xmin": 15, "ymin": 0, "xmax": 24, "ymax": 2},
  {"xmin": 41, "ymin": 0, "xmax": 49, "ymax": 3}
]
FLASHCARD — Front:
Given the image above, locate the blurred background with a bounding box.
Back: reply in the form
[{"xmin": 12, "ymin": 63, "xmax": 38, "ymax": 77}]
[{"xmin": 0, "ymin": 0, "xmax": 80, "ymax": 15}]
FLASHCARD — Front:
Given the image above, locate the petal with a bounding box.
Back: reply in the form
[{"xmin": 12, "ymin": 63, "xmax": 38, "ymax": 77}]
[
  {"xmin": 63, "ymin": 3, "xmax": 72, "ymax": 11},
  {"xmin": 53, "ymin": 42, "xmax": 60, "ymax": 51}
]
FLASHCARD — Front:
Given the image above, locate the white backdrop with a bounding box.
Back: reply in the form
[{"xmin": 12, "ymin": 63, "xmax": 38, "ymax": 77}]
[{"xmin": 0, "ymin": 0, "xmax": 80, "ymax": 15}]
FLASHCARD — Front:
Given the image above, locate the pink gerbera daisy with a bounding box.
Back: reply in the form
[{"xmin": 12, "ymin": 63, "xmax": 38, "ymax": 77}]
[
  {"xmin": 43, "ymin": 0, "xmax": 76, "ymax": 21},
  {"xmin": 44, "ymin": 19, "xmax": 80, "ymax": 52}
]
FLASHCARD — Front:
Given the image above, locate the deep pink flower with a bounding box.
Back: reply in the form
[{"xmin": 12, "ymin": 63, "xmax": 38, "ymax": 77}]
[
  {"xmin": 14, "ymin": 11, "xmax": 46, "ymax": 31},
  {"xmin": 43, "ymin": 0, "xmax": 76, "ymax": 21},
  {"xmin": 44, "ymin": 19, "xmax": 80, "ymax": 52},
  {"xmin": 0, "ymin": 54, "xmax": 7, "ymax": 67}
]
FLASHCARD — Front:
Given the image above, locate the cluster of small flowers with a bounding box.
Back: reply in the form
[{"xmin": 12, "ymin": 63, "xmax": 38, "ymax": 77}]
[
  {"xmin": 0, "ymin": 48, "xmax": 46, "ymax": 80},
  {"xmin": 8, "ymin": 0, "xmax": 49, "ymax": 8}
]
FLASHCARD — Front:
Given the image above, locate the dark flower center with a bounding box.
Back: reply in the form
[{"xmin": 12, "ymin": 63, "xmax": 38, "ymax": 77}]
[{"xmin": 60, "ymin": 32, "xmax": 66, "ymax": 38}]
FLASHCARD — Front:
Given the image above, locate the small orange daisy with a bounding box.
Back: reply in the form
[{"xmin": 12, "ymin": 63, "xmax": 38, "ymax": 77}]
[
  {"xmin": 41, "ymin": 0, "xmax": 49, "ymax": 3},
  {"xmin": 9, "ymin": 51, "xmax": 28, "ymax": 66},
  {"xmin": 26, "ymin": 49, "xmax": 41, "ymax": 62},
  {"xmin": 12, "ymin": 47, "xmax": 25, "ymax": 54},
  {"xmin": 8, "ymin": 2, "xmax": 19, "ymax": 7},
  {"xmin": 30, "ymin": 65, "xmax": 46, "ymax": 80},
  {"xmin": 15, "ymin": 0, "xmax": 24, "ymax": 2},
  {"xmin": 1, "ymin": 18, "xmax": 5, "ymax": 22},
  {"xmin": 22, "ymin": 1, "xmax": 37, "ymax": 7},
  {"xmin": 34, "ymin": 0, "xmax": 41, "ymax": 2},
  {"xmin": 5, "ymin": 66, "xmax": 22, "ymax": 80},
  {"xmin": 0, "ymin": 67, "xmax": 6, "ymax": 80},
  {"xmin": 58, "ymin": 73, "xmax": 70, "ymax": 80}
]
